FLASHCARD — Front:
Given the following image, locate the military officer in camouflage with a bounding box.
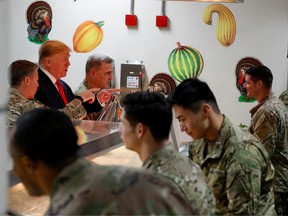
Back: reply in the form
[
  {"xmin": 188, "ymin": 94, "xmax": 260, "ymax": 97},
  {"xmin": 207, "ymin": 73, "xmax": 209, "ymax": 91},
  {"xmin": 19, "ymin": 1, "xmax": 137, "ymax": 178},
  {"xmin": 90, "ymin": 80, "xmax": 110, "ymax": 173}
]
[
  {"xmin": 169, "ymin": 78, "xmax": 276, "ymax": 215},
  {"xmin": 245, "ymin": 65, "xmax": 288, "ymax": 215},
  {"xmin": 7, "ymin": 60, "xmax": 91, "ymax": 127},
  {"xmin": 74, "ymin": 53, "xmax": 116, "ymax": 120},
  {"xmin": 120, "ymin": 91, "xmax": 216, "ymax": 215},
  {"xmin": 9, "ymin": 108, "xmax": 196, "ymax": 215},
  {"xmin": 279, "ymin": 89, "xmax": 288, "ymax": 108}
]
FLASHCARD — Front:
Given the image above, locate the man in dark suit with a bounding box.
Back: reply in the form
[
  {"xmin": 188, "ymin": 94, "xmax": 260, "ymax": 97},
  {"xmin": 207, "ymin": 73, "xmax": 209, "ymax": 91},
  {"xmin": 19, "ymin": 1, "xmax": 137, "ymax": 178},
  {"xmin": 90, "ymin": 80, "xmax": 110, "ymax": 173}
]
[{"xmin": 35, "ymin": 40, "xmax": 106, "ymax": 114}]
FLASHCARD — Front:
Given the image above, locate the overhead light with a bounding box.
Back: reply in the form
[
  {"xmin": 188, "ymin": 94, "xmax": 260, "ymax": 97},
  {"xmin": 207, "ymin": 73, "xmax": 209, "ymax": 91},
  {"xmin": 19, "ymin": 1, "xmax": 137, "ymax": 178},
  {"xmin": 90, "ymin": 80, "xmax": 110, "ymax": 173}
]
[{"xmin": 160, "ymin": 0, "xmax": 243, "ymax": 2}]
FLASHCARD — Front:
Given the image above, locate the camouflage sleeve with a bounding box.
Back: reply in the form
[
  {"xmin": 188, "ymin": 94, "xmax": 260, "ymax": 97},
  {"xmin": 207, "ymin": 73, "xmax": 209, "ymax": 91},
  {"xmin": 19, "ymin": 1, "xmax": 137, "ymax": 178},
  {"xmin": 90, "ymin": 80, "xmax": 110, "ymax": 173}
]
[
  {"xmin": 251, "ymin": 110, "xmax": 278, "ymax": 157},
  {"xmin": 226, "ymin": 146, "xmax": 263, "ymax": 215},
  {"xmin": 279, "ymin": 90, "xmax": 288, "ymax": 107},
  {"xmin": 7, "ymin": 99, "xmax": 47, "ymax": 128},
  {"xmin": 60, "ymin": 98, "xmax": 87, "ymax": 120},
  {"xmin": 74, "ymin": 83, "xmax": 87, "ymax": 95},
  {"xmin": 188, "ymin": 140, "xmax": 202, "ymax": 164},
  {"xmin": 22, "ymin": 99, "xmax": 47, "ymax": 112}
]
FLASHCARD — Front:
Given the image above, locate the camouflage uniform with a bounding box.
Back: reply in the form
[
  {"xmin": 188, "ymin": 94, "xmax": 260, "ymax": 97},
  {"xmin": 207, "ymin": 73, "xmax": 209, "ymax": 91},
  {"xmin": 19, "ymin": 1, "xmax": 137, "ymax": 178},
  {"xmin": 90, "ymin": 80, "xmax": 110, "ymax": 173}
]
[
  {"xmin": 74, "ymin": 79, "xmax": 90, "ymax": 95},
  {"xmin": 143, "ymin": 144, "xmax": 216, "ymax": 215},
  {"xmin": 7, "ymin": 88, "xmax": 86, "ymax": 128},
  {"xmin": 189, "ymin": 116, "xmax": 276, "ymax": 215},
  {"xmin": 249, "ymin": 92, "xmax": 288, "ymax": 215},
  {"xmin": 46, "ymin": 158, "xmax": 196, "ymax": 215},
  {"xmin": 279, "ymin": 90, "xmax": 288, "ymax": 108},
  {"xmin": 75, "ymin": 80, "xmax": 101, "ymax": 120}
]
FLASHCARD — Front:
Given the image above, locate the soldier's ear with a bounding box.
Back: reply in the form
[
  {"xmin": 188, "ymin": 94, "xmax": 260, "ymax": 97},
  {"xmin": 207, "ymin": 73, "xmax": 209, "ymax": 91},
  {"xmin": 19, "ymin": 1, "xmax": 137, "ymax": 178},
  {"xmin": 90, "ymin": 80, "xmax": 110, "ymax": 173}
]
[
  {"xmin": 256, "ymin": 80, "xmax": 263, "ymax": 89},
  {"xmin": 20, "ymin": 155, "xmax": 38, "ymax": 175},
  {"xmin": 136, "ymin": 123, "xmax": 145, "ymax": 138},
  {"xmin": 89, "ymin": 68, "xmax": 95, "ymax": 77},
  {"xmin": 201, "ymin": 104, "xmax": 211, "ymax": 118},
  {"xmin": 23, "ymin": 76, "xmax": 30, "ymax": 85}
]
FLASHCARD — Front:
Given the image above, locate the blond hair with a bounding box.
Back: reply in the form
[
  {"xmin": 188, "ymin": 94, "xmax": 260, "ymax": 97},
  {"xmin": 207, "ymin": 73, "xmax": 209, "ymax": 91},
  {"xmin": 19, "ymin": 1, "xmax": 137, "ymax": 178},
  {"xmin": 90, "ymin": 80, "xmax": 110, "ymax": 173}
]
[{"xmin": 38, "ymin": 40, "xmax": 71, "ymax": 64}]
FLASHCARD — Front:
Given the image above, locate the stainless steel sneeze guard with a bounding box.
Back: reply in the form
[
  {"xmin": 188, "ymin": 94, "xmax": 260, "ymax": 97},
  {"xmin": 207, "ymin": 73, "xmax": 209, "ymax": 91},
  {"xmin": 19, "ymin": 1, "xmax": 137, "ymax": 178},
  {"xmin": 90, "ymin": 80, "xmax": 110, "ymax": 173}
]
[
  {"xmin": 9, "ymin": 120, "xmax": 123, "ymax": 187},
  {"xmin": 74, "ymin": 119, "xmax": 122, "ymax": 157}
]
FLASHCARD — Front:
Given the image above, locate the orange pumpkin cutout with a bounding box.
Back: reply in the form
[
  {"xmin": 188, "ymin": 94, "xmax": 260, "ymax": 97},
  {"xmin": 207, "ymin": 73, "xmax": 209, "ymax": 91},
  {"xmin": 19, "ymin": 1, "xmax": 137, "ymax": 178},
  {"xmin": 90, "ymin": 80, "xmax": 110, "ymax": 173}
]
[{"xmin": 73, "ymin": 20, "xmax": 104, "ymax": 53}]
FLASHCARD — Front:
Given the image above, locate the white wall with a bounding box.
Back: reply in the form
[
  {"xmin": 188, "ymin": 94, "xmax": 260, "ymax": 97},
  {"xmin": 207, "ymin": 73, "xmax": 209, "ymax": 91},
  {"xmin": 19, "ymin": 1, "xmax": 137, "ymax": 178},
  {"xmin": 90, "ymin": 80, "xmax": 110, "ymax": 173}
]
[
  {"xmin": 0, "ymin": 0, "xmax": 9, "ymax": 214},
  {"xmin": 7, "ymin": 0, "xmax": 288, "ymax": 144}
]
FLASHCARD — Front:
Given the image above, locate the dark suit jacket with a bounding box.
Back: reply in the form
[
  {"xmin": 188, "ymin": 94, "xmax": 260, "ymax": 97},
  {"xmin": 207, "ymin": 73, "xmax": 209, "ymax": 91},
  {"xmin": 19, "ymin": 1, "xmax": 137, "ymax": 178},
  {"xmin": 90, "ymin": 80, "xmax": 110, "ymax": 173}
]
[{"xmin": 34, "ymin": 69, "xmax": 102, "ymax": 114}]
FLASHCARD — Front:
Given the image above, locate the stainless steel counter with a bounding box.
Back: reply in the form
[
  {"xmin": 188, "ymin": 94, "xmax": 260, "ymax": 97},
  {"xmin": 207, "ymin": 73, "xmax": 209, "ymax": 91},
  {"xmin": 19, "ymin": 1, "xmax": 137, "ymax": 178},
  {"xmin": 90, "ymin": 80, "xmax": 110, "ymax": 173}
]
[{"xmin": 9, "ymin": 120, "xmax": 123, "ymax": 187}]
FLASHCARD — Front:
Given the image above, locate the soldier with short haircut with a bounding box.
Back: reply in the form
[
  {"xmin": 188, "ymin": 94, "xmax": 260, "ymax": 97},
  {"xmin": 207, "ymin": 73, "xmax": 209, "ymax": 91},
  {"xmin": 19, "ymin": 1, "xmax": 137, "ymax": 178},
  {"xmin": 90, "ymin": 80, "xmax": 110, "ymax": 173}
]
[
  {"xmin": 75, "ymin": 53, "xmax": 116, "ymax": 120},
  {"xmin": 75, "ymin": 53, "xmax": 114, "ymax": 95},
  {"xmin": 245, "ymin": 65, "xmax": 288, "ymax": 215},
  {"xmin": 120, "ymin": 91, "xmax": 216, "ymax": 215},
  {"xmin": 169, "ymin": 78, "xmax": 276, "ymax": 215},
  {"xmin": 9, "ymin": 108, "xmax": 196, "ymax": 215},
  {"xmin": 279, "ymin": 89, "xmax": 288, "ymax": 108},
  {"xmin": 7, "ymin": 60, "xmax": 86, "ymax": 128}
]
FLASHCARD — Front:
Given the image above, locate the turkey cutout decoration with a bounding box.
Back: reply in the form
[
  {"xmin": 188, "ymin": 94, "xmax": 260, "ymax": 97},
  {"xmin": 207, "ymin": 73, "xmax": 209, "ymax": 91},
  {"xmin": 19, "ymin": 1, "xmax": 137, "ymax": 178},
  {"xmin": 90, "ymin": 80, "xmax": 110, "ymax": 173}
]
[
  {"xmin": 26, "ymin": 1, "xmax": 52, "ymax": 44},
  {"xmin": 236, "ymin": 57, "xmax": 263, "ymax": 102},
  {"xmin": 147, "ymin": 73, "xmax": 177, "ymax": 96}
]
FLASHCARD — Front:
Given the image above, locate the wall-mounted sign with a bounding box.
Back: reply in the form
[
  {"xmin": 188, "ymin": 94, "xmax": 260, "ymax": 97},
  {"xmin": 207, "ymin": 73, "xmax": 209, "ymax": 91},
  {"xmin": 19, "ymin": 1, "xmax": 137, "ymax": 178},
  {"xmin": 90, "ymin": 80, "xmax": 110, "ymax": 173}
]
[{"xmin": 127, "ymin": 76, "xmax": 140, "ymax": 88}]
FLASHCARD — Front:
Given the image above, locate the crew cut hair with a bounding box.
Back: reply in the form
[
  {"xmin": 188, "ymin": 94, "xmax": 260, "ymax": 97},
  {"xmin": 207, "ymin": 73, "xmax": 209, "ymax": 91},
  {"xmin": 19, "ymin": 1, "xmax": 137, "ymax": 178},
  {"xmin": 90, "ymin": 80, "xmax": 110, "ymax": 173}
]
[
  {"xmin": 8, "ymin": 60, "xmax": 38, "ymax": 87},
  {"xmin": 85, "ymin": 53, "xmax": 114, "ymax": 74},
  {"xmin": 122, "ymin": 91, "xmax": 172, "ymax": 142},
  {"xmin": 168, "ymin": 78, "xmax": 220, "ymax": 114},
  {"xmin": 246, "ymin": 65, "xmax": 273, "ymax": 88},
  {"xmin": 10, "ymin": 108, "xmax": 80, "ymax": 168}
]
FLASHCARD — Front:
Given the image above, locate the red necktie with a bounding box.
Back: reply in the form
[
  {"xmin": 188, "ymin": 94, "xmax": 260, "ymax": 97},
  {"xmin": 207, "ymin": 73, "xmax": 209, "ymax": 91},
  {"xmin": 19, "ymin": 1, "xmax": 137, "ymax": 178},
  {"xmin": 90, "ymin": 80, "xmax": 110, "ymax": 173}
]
[{"xmin": 55, "ymin": 79, "xmax": 68, "ymax": 104}]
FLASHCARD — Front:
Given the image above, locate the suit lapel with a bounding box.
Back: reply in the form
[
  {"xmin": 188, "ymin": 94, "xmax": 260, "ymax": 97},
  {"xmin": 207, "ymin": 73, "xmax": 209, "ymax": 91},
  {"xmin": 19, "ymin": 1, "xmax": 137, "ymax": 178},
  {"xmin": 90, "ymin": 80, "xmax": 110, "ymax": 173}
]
[{"xmin": 37, "ymin": 69, "xmax": 66, "ymax": 108}]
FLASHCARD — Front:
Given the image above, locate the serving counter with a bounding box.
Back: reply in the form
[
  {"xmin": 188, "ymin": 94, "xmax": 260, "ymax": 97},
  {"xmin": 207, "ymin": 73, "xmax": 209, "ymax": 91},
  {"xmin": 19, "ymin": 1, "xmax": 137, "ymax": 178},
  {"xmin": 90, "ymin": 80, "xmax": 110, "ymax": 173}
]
[{"xmin": 9, "ymin": 120, "xmax": 123, "ymax": 187}]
